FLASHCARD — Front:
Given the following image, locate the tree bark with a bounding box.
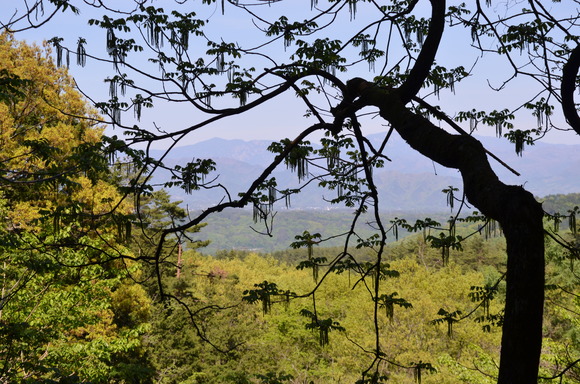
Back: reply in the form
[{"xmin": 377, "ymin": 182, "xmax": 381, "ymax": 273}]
[
  {"xmin": 561, "ymin": 44, "xmax": 580, "ymax": 135},
  {"xmin": 349, "ymin": 83, "xmax": 545, "ymax": 383}
]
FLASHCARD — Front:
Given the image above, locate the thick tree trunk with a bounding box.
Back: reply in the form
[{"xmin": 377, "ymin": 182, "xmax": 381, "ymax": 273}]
[
  {"xmin": 499, "ymin": 202, "xmax": 544, "ymax": 382},
  {"xmin": 351, "ymin": 84, "xmax": 545, "ymax": 383}
]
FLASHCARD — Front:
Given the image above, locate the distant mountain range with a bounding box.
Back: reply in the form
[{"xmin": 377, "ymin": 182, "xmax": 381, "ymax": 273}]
[{"xmin": 151, "ymin": 133, "xmax": 580, "ymax": 212}]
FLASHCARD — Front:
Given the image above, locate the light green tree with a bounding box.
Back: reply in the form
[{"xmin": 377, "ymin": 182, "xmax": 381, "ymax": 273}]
[{"xmin": 0, "ymin": 33, "xmax": 153, "ymax": 383}]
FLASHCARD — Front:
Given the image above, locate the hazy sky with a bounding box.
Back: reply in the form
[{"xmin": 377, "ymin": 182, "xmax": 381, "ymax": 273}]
[{"xmin": 3, "ymin": 0, "xmax": 580, "ymax": 148}]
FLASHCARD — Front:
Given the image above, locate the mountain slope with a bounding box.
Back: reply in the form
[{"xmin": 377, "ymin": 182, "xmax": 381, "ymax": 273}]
[{"xmin": 151, "ymin": 134, "xmax": 580, "ymax": 211}]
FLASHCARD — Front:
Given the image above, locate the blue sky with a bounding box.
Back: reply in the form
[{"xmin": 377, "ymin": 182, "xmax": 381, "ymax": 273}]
[{"xmin": 2, "ymin": 0, "xmax": 580, "ymax": 148}]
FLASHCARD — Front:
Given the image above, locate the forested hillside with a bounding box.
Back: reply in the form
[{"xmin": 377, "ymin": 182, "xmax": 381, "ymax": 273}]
[
  {"xmin": 196, "ymin": 209, "xmax": 436, "ymax": 253},
  {"xmin": 541, "ymin": 193, "xmax": 580, "ymax": 215},
  {"xmin": 195, "ymin": 192, "xmax": 579, "ymax": 253},
  {"xmin": 141, "ymin": 232, "xmax": 579, "ymax": 383},
  {"xmin": 156, "ymin": 136, "xmax": 580, "ymax": 211},
  {"xmin": 3, "ymin": 1, "xmax": 580, "ymax": 383}
]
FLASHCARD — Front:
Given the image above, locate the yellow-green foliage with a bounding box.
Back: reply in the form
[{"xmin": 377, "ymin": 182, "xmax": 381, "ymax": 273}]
[
  {"xmin": 0, "ymin": 34, "xmax": 149, "ymax": 383},
  {"xmin": 539, "ymin": 236, "xmax": 580, "ymax": 383},
  {"xmin": 149, "ymin": 233, "xmax": 580, "ymax": 383},
  {"xmin": 0, "ymin": 32, "xmax": 132, "ymax": 231},
  {"xmin": 149, "ymin": 247, "xmax": 505, "ymax": 383}
]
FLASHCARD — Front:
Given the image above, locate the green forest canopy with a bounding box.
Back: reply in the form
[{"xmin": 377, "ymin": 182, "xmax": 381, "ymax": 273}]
[{"xmin": 1, "ymin": 1, "xmax": 580, "ymax": 383}]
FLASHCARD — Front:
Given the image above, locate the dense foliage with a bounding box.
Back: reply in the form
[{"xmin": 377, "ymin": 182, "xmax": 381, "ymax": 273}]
[
  {"xmin": 139, "ymin": 231, "xmax": 577, "ymax": 384},
  {"xmin": 542, "ymin": 193, "xmax": 580, "ymax": 215},
  {"xmin": 0, "ymin": 33, "xmax": 152, "ymax": 383},
  {"xmin": 2, "ymin": 1, "xmax": 580, "ymax": 383}
]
